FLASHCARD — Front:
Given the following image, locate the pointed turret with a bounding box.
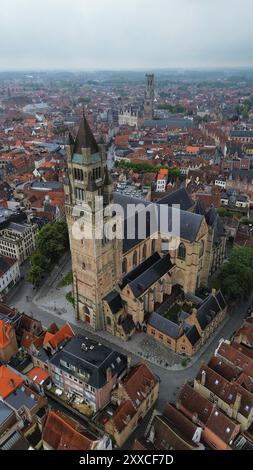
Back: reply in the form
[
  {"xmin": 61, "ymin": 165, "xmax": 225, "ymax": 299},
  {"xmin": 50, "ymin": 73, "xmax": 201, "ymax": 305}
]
[
  {"xmin": 103, "ymin": 166, "xmax": 113, "ymax": 206},
  {"xmin": 103, "ymin": 165, "xmax": 112, "ymax": 186},
  {"xmin": 69, "ymin": 131, "xmax": 75, "ymax": 147},
  {"xmin": 74, "ymin": 114, "xmax": 99, "ymax": 155}
]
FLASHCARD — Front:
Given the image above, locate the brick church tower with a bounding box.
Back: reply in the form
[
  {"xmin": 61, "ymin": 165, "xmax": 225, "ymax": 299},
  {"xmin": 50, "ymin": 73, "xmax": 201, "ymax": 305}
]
[
  {"xmin": 144, "ymin": 73, "xmax": 155, "ymax": 120},
  {"xmin": 64, "ymin": 115, "xmax": 122, "ymax": 330}
]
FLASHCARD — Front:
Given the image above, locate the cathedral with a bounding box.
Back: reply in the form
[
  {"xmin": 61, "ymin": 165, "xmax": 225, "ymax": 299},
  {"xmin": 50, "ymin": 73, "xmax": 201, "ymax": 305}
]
[{"xmin": 64, "ymin": 116, "xmax": 227, "ymax": 350}]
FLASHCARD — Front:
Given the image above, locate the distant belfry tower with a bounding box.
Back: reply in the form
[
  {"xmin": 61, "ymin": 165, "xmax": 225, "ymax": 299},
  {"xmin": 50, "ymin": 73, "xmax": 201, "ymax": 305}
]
[
  {"xmin": 64, "ymin": 115, "xmax": 122, "ymax": 330},
  {"xmin": 143, "ymin": 73, "xmax": 155, "ymax": 120}
]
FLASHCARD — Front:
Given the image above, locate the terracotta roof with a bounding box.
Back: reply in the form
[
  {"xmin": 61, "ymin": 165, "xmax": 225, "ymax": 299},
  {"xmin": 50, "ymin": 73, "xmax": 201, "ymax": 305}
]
[
  {"xmin": 43, "ymin": 410, "xmax": 98, "ymax": 450},
  {"xmin": 27, "ymin": 367, "xmax": 50, "ymax": 385},
  {"xmin": 109, "ymin": 400, "xmax": 136, "ymax": 433},
  {"xmin": 0, "ymin": 365, "xmax": 24, "ymax": 399},
  {"xmin": 43, "ymin": 323, "xmax": 74, "ymax": 350},
  {"xmin": 0, "ymin": 320, "xmax": 14, "ymax": 349},
  {"xmin": 208, "ymin": 355, "xmax": 239, "ymax": 382},
  {"xmin": 234, "ymin": 319, "xmax": 253, "ymax": 348},
  {"xmin": 177, "ymin": 383, "xmax": 214, "ymax": 425},
  {"xmin": 21, "ymin": 330, "xmax": 45, "ymax": 349},
  {"xmin": 196, "ymin": 365, "xmax": 253, "ymax": 418},
  {"xmin": 205, "ymin": 409, "xmax": 240, "ymax": 445},
  {"xmin": 152, "ymin": 413, "xmax": 200, "ymax": 451},
  {"xmin": 232, "ymin": 342, "xmax": 253, "ymax": 360},
  {"xmin": 121, "ymin": 362, "xmax": 157, "ymax": 407},
  {"xmin": 215, "ymin": 341, "xmax": 253, "ymax": 377},
  {"xmin": 163, "ymin": 403, "xmax": 199, "ymax": 441}
]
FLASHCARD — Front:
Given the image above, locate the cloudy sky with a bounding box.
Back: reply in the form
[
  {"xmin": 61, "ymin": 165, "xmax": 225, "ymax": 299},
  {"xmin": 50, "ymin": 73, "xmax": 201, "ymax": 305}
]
[{"xmin": 1, "ymin": 0, "xmax": 253, "ymax": 70}]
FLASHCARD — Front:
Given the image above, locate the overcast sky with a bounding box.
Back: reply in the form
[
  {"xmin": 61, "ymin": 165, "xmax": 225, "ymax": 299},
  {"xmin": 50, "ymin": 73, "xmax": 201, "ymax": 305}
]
[{"xmin": 1, "ymin": 0, "xmax": 253, "ymax": 71}]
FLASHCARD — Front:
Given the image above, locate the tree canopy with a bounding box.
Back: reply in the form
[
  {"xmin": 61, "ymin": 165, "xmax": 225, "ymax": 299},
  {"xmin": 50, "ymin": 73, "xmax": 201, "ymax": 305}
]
[
  {"xmin": 27, "ymin": 221, "xmax": 69, "ymax": 286},
  {"xmin": 213, "ymin": 247, "xmax": 253, "ymax": 300},
  {"xmin": 115, "ymin": 160, "xmax": 180, "ymax": 178}
]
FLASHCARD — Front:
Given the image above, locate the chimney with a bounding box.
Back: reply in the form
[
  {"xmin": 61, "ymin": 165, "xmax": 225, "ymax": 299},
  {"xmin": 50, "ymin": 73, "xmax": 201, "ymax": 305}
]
[
  {"xmin": 211, "ymin": 288, "xmax": 217, "ymax": 296},
  {"xmin": 192, "ymin": 308, "xmax": 198, "ymax": 317},
  {"xmin": 201, "ymin": 370, "xmax": 206, "ymax": 386},
  {"xmin": 233, "ymin": 392, "xmax": 242, "ymax": 416},
  {"xmin": 127, "ymin": 354, "xmax": 132, "ymax": 370}
]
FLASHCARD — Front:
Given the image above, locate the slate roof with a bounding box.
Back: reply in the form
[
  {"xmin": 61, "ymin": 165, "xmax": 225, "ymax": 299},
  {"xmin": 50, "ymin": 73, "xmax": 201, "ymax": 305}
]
[
  {"xmin": 205, "ymin": 208, "xmax": 225, "ymax": 245},
  {"xmin": 103, "ymin": 290, "xmax": 123, "ymax": 314},
  {"xmin": 50, "ymin": 334, "xmax": 127, "ymax": 389},
  {"xmin": 230, "ymin": 130, "xmax": 253, "ymax": 138},
  {"xmin": 184, "ymin": 325, "xmax": 201, "ymax": 346},
  {"xmin": 113, "ymin": 192, "xmax": 204, "ymax": 253},
  {"xmin": 148, "ymin": 312, "xmax": 181, "ymax": 339},
  {"xmin": 142, "ymin": 118, "xmax": 195, "ymax": 129},
  {"xmin": 126, "ymin": 254, "xmax": 173, "ymax": 298},
  {"xmin": 0, "ymin": 401, "xmax": 14, "ymax": 426},
  {"xmin": 7, "ymin": 222, "xmax": 27, "ymax": 233},
  {"xmin": 197, "ymin": 290, "xmax": 226, "ymax": 329},
  {"xmin": 6, "ymin": 385, "xmax": 38, "ymax": 411},
  {"xmin": 121, "ymin": 252, "xmax": 161, "ymax": 290},
  {"xmin": 73, "ymin": 115, "xmax": 99, "ymax": 155},
  {"xmin": 157, "ymin": 187, "xmax": 194, "ymax": 211},
  {"xmin": 120, "ymin": 315, "xmax": 135, "ymax": 335},
  {"xmin": 0, "ymin": 431, "xmax": 29, "ymax": 450}
]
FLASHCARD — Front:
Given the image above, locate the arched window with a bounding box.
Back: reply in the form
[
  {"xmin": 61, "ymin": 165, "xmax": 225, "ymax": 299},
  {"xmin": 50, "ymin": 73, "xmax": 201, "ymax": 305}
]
[
  {"xmin": 151, "ymin": 239, "xmax": 156, "ymax": 254},
  {"xmin": 178, "ymin": 243, "xmax": 186, "ymax": 260},
  {"xmin": 199, "ymin": 240, "xmax": 204, "ymax": 258},
  {"xmin": 122, "ymin": 258, "xmax": 127, "ymax": 274},
  {"xmin": 142, "ymin": 244, "xmax": 147, "ymax": 260},
  {"xmin": 133, "ymin": 251, "xmax": 138, "ymax": 268},
  {"xmin": 106, "ymin": 316, "xmax": 111, "ymax": 326}
]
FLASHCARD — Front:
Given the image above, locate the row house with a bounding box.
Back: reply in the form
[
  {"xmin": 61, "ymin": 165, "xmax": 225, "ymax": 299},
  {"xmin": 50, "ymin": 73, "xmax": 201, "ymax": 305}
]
[
  {"xmin": 104, "ymin": 362, "xmax": 159, "ymax": 447},
  {"xmin": 48, "ymin": 334, "xmax": 128, "ymax": 413},
  {"xmin": 177, "ymin": 383, "xmax": 240, "ymax": 450},
  {"xmin": 194, "ymin": 364, "xmax": 253, "ymax": 431},
  {"xmin": 133, "ymin": 403, "xmax": 204, "ymax": 451},
  {"xmin": 43, "ymin": 410, "xmax": 112, "ymax": 450}
]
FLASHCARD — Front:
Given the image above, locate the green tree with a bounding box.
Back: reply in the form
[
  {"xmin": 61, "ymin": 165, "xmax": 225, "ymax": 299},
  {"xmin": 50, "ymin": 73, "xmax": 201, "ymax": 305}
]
[
  {"xmin": 27, "ymin": 265, "xmax": 45, "ymax": 287},
  {"xmin": 214, "ymin": 248, "xmax": 253, "ymax": 300},
  {"xmin": 27, "ymin": 221, "xmax": 69, "ymax": 286},
  {"xmin": 36, "ymin": 222, "xmax": 69, "ymax": 263}
]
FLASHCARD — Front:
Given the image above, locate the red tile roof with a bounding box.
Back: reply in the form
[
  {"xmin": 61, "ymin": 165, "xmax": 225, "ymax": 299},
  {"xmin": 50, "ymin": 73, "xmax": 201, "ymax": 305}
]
[
  {"xmin": 121, "ymin": 362, "xmax": 157, "ymax": 407},
  {"xmin": 109, "ymin": 400, "xmax": 136, "ymax": 434},
  {"xmin": 43, "ymin": 323, "xmax": 74, "ymax": 350},
  {"xmin": 27, "ymin": 367, "xmax": 50, "ymax": 385},
  {"xmin": 0, "ymin": 320, "xmax": 14, "ymax": 349},
  {"xmin": 177, "ymin": 383, "xmax": 214, "ymax": 425},
  {"xmin": 0, "ymin": 365, "xmax": 24, "ymax": 399},
  {"xmin": 205, "ymin": 409, "xmax": 240, "ymax": 445},
  {"xmin": 43, "ymin": 410, "xmax": 99, "ymax": 450}
]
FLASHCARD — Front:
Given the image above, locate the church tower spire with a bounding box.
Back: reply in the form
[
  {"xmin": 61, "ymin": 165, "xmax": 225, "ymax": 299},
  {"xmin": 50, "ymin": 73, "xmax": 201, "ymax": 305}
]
[
  {"xmin": 64, "ymin": 115, "xmax": 122, "ymax": 330},
  {"xmin": 144, "ymin": 73, "xmax": 155, "ymax": 120}
]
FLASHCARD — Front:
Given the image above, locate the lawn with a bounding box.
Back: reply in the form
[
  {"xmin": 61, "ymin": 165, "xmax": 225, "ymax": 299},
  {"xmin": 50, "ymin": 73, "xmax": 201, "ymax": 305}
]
[{"xmin": 164, "ymin": 302, "xmax": 192, "ymax": 323}]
